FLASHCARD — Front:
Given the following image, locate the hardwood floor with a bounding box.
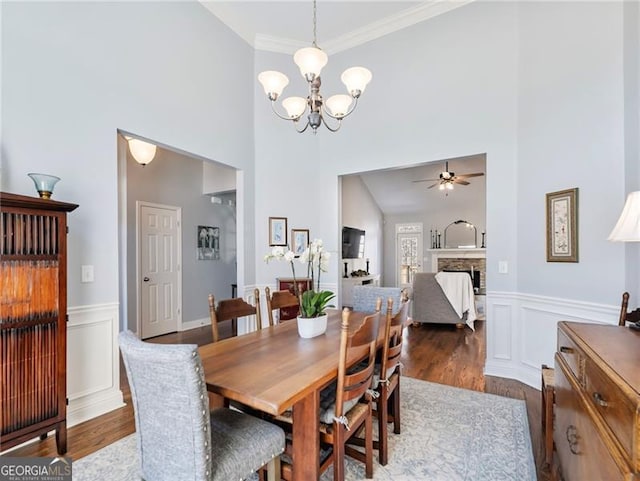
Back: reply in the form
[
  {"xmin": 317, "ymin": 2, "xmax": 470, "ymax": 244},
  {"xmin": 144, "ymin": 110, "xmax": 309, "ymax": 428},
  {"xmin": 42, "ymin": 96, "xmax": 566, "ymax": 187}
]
[{"xmin": 4, "ymin": 320, "xmax": 552, "ymax": 480}]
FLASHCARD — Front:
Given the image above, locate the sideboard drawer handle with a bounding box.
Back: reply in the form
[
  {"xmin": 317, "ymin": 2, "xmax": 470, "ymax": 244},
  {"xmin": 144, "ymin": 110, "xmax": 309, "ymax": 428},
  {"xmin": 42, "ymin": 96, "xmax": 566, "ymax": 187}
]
[
  {"xmin": 593, "ymin": 392, "xmax": 609, "ymax": 407},
  {"xmin": 560, "ymin": 346, "xmax": 574, "ymax": 354}
]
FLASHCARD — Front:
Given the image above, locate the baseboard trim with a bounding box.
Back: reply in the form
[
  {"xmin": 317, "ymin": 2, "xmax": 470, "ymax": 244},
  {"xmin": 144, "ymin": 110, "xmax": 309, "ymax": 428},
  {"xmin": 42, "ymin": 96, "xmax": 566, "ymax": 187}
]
[{"xmin": 181, "ymin": 317, "xmax": 210, "ymax": 331}]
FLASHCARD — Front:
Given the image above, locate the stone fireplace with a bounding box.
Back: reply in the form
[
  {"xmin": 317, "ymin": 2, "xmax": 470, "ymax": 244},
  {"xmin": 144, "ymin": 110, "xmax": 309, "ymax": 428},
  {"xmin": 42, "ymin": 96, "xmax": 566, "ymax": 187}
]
[{"xmin": 427, "ymin": 248, "xmax": 486, "ymax": 292}]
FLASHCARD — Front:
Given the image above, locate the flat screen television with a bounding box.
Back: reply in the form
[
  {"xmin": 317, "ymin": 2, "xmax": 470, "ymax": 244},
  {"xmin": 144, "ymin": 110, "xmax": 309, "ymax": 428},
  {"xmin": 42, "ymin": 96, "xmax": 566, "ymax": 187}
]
[{"xmin": 342, "ymin": 226, "xmax": 365, "ymax": 259}]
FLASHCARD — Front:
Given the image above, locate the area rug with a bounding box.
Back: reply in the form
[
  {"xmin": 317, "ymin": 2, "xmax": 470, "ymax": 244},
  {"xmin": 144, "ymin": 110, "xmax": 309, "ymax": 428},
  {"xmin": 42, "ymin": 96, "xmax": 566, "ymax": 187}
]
[{"xmin": 73, "ymin": 377, "xmax": 536, "ymax": 481}]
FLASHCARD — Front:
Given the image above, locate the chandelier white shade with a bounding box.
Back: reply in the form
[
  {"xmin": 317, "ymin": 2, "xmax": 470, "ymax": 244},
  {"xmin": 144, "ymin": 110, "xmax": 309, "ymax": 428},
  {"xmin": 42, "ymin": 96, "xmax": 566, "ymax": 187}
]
[
  {"xmin": 257, "ymin": 71, "xmax": 289, "ymax": 100},
  {"xmin": 608, "ymin": 191, "xmax": 640, "ymax": 241},
  {"xmin": 293, "ymin": 47, "xmax": 328, "ymax": 80},
  {"xmin": 127, "ymin": 138, "xmax": 157, "ymax": 166},
  {"xmin": 257, "ymin": 1, "xmax": 372, "ymax": 134}
]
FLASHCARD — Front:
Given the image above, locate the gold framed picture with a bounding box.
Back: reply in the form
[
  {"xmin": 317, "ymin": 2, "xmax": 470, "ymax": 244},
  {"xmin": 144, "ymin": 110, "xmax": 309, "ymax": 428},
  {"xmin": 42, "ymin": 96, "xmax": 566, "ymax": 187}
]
[{"xmin": 546, "ymin": 188, "xmax": 578, "ymax": 262}]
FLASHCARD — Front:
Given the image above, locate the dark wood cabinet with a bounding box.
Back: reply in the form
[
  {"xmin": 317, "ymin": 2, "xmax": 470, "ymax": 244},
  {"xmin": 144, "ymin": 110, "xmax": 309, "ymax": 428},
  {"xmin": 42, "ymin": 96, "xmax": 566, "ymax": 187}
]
[
  {"xmin": 0, "ymin": 192, "xmax": 78, "ymax": 454},
  {"xmin": 554, "ymin": 321, "xmax": 640, "ymax": 481},
  {"xmin": 276, "ymin": 277, "xmax": 311, "ymax": 320}
]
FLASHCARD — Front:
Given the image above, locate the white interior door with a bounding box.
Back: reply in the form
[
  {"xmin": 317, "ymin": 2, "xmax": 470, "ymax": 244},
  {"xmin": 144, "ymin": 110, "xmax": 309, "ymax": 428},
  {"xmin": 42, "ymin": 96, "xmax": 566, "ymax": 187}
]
[
  {"xmin": 396, "ymin": 223, "xmax": 423, "ymax": 289},
  {"xmin": 138, "ymin": 202, "xmax": 181, "ymax": 339}
]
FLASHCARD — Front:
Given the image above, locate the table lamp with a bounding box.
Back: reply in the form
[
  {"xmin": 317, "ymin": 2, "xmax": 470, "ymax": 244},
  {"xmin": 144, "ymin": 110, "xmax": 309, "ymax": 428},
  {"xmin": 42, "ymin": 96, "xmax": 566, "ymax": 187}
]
[{"xmin": 608, "ymin": 191, "xmax": 640, "ymax": 328}]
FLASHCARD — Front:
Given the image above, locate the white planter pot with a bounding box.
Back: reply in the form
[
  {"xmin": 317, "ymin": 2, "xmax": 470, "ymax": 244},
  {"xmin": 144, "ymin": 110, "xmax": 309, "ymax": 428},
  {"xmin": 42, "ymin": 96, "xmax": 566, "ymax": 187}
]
[{"xmin": 296, "ymin": 314, "xmax": 328, "ymax": 338}]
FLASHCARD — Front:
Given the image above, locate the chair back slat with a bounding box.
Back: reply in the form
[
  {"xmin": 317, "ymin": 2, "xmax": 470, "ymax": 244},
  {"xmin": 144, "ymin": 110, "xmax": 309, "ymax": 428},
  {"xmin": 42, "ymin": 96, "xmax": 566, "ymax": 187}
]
[
  {"xmin": 380, "ymin": 298, "xmax": 410, "ymax": 381},
  {"xmin": 335, "ymin": 308, "xmax": 380, "ymax": 417},
  {"xmin": 209, "ymin": 288, "xmax": 261, "ymax": 343},
  {"xmin": 265, "ymin": 287, "xmax": 300, "ymax": 326}
]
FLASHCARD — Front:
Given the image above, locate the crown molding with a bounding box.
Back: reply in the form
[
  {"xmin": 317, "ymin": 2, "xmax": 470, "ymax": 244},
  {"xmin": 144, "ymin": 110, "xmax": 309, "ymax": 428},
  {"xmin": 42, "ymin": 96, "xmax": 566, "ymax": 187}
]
[{"xmin": 254, "ymin": 1, "xmax": 475, "ymax": 55}]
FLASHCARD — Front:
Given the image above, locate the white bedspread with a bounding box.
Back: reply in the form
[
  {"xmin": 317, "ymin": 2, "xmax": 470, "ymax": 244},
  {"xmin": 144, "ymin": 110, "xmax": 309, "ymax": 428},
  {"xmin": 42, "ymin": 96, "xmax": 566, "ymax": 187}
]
[{"xmin": 434, "ymin": 272, "xmax": 477, "ymax": 330}]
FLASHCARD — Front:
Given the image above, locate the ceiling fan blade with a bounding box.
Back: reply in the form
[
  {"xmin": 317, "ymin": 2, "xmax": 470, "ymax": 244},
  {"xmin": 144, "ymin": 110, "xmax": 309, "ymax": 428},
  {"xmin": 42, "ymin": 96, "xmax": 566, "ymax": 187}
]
[
  {"xmin": 455, "ymin": 172, "xmax": 484, "ymax": 178},
  {"xmin": 427, "ymin": 183, "xmax": 439, "ymax": 189},
  {"xmin": 453, "ymin": 179, "xmax": 470, "ymax": 185},
  {"xmin": 412, "ymin": 178, "xmax": 440, "ymax": 183}
]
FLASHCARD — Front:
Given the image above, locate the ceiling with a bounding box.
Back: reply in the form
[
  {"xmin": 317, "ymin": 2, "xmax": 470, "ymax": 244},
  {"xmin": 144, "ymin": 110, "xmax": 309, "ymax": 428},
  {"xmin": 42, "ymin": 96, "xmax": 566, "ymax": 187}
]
[
  {"xmin": 356, "ymin": 154, "xmax": 486, "ymax": 215},
  {"xmin": 201, "ymin": 1, "xmax": 471, "ymax": 54}
]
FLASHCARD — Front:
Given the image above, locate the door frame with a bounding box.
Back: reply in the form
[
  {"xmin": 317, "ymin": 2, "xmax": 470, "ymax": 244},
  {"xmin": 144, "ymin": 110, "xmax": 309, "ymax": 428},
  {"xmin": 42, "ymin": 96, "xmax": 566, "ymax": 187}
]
[{"xmin": 135, "ymin": 201, "xmax": 183, "ymax": 337}]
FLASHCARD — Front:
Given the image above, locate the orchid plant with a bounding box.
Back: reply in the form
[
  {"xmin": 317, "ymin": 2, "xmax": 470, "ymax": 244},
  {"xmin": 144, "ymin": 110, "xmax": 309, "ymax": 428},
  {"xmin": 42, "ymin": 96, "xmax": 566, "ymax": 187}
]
[{"xmin": 265, "ymin": 239, "xmax": 335, "ymax": 318}]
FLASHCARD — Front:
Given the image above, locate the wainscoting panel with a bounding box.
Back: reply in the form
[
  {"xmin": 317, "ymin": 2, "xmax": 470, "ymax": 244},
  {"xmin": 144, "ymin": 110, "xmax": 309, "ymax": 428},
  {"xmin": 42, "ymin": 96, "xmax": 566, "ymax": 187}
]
[
  {"xmin": 485, "ymin": 292, "xmax": 619, "ymax": 389},
  {"xmin": 67, "ymin": 303, "xmax": 124, "ymax": 427}
]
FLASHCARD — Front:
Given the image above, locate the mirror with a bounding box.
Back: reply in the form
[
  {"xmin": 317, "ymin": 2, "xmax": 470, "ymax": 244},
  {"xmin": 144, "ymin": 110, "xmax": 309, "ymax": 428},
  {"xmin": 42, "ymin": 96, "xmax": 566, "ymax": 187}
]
[{"xmin": 444, "ymin": 220, "xmax": 477, "ymax": 248}]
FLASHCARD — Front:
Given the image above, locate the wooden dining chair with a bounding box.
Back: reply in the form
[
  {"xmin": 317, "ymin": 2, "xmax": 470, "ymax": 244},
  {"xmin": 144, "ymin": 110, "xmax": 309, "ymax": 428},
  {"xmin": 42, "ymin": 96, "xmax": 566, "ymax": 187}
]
[
  {"xmin": 208, "ymin": 288, "xmax": 262, "ymax": 343},
  {"xmin": 265, "ymin": 286, "xmax": 300, "ymax": 326},
  {"xmin": 277, "ymin": 308, "xmax": 381, "ymax": 481},
  {"xmin": 375, "ymin": 296, "xmax": 410, "ymax": 465},
  {"xmin": 619, "ymin": 292, "xmax": 640, "ymax": 327}
]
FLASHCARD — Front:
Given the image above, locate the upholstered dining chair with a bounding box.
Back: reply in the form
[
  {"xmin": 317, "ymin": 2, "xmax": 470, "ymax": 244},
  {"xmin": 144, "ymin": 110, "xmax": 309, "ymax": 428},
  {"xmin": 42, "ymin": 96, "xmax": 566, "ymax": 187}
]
[
  {"xmin": 619, "ymin": 292, "xmax": 640, "ymax": 327},
  {"xmin": 208, "ymin": 288, "xmax": 261, "ymax": 343},
  {"xmin": 352, "ymin": 286, "xmax": 404, "ymax": 315},
  {"xmin": 265, "ymin": 286, "xmax": 300, "ymax": 326},
  {"xmin": 118, "ymin": 330, "xmax": 284, "ymax": 481},
  {"xmin": 374, "ymin": 297, "xmax": 410, "ymax": 465},
  {"xmin": 276, "ymin": 308, "xmax": 381, "ymax": 481}
]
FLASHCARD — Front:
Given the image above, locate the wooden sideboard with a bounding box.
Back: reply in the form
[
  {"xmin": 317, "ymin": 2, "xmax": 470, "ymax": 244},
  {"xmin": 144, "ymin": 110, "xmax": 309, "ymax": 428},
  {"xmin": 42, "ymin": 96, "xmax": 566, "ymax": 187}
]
[
  {"xmin": 0, "ymin": 192, "xmax": 78, "ymax": 454},
  {"xmin": 554, "ymin": 321, "xmax": 640, "ymax": 481}
]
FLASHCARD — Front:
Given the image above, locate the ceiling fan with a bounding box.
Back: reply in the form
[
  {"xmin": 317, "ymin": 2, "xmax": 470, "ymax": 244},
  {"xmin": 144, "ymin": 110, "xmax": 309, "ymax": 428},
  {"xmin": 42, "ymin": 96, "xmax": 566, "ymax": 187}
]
[{"xmin": 413, "ymin": 161, "xmax": 484, "ymax": 191}]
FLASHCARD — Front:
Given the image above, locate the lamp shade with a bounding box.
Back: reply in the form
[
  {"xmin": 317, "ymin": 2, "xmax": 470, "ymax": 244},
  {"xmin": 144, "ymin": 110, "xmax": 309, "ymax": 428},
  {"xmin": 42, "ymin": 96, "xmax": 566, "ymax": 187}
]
[
  {"xmin": 608, "ymin": 191, "xmax": 640, "ymax": 241},
  {"xmin": 325, "ymin": 94, "xmax": 353, "ymax": 118},
  {"xmin": 341, "ymin": 67, "xmax": 372, "ymax": 97},
  {"xmin": 282, "ymin": 97, "xmax": 307, "ymax": 119},
  {"xmin": 258, "ymin": 71, "xmax": 289, "ymax": 99},
  {"xmin": 293, "ymin": 47, "xmax": 328, "ymax": 79},
  {"xmin": 128, "ymin": 139, "xmax": 157, "ymax": 165}
]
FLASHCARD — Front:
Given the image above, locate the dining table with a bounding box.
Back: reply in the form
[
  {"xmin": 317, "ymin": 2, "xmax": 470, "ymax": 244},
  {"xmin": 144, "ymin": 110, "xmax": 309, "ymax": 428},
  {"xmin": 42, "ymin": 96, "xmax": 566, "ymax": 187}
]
[{"xmin": 198, "ymin": 308, "xmax": 378, "ymax": 481}]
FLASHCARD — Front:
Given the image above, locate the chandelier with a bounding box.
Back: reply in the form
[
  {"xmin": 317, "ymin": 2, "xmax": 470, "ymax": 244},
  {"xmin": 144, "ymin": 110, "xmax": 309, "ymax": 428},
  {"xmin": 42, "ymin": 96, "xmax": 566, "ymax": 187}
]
[{"xmin": 257, "ymin": 0, "xmax": 372, "ymax": 134}]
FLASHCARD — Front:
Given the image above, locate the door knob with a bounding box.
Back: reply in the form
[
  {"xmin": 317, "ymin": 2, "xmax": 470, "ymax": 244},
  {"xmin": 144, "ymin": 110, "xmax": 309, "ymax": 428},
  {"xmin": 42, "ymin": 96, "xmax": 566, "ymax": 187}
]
[{"xmin": 143, "ymin": 277, "xmax": 150, "ymax": 282}]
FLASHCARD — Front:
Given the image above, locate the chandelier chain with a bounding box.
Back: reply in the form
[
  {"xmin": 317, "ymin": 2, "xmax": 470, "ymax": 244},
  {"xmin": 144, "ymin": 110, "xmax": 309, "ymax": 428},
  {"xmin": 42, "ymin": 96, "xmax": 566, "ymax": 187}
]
[{"xmin": 312, "ymin": 0, "xmax": 317, "ymax": 47}]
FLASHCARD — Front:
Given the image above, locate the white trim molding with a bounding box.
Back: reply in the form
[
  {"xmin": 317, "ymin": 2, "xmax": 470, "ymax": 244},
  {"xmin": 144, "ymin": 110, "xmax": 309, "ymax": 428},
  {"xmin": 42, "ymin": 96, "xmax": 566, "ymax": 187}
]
[
  {"xmin": 67, "ymin": 303, "xmax": 125, "ymax": 427},
  {"xmin": 484, "ymin": 291, "xmax": 619, "ymax": 389}
]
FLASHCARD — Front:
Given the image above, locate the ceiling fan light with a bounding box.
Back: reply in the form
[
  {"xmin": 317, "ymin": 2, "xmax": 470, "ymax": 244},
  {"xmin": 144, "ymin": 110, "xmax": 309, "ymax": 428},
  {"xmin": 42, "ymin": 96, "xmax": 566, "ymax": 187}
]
[
  {"xmin": 282, "ymin": 96, "xmax": 308, "ymax": 119},
  {"xmin": 294, "ymin": 47, "xmax": 328, "ymax": 80},
  {"xmin": 325, "ymin": 94, "xmax": 353, "ymax": 118},
  {"xmin": 258, "ymin": 71, "xmax": 289, "ymax": 100},
  {"xmin": 439, "ymin": 184, "xmax": 445, "ymax": 191},
  {"xmin": 341, "ymin": 67, "xmax": 372, "ymax": 97},
  {"xmin": 446, "ymin": 183, "xmax": 454, "ymax": 190}
]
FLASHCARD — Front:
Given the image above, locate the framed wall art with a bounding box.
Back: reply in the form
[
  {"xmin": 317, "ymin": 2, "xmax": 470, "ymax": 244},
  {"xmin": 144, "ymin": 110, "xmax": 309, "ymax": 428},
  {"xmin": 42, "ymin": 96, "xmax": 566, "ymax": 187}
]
[
  {"xmin": 546, "ymin": 188, "xmax": 578, "ymax": 262},
  {"xmin": 197, "ymin": 225, "xmax": 220, "ymax": 260},
  {"xmin": 291, "ymin": 228, "xmax": 310, "ymax": 257},
  {"xmin": 269, "ymin": 217, "xmax": 287, "ymax": 246}
]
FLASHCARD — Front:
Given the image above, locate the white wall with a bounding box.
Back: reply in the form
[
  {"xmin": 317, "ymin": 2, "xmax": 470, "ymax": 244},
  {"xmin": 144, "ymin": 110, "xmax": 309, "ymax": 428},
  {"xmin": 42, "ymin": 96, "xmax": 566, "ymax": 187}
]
[
  {"xmin": 1, "ymin": 1, "xmax": 255, "ymax": 421},
  {"xmin": 340, "ymin": 175, "xmax": 384, "ymax": 281},
  {"xmin": 1, "ymin": 1, "xmax": 256, "ymax": 309},
  {"xmin": 253, "ymin": 1, "xmax": 635, "ymax": 388},
  {"xmin": 1, "ymin": 0, "xmax": 638, "ymax": 400}
]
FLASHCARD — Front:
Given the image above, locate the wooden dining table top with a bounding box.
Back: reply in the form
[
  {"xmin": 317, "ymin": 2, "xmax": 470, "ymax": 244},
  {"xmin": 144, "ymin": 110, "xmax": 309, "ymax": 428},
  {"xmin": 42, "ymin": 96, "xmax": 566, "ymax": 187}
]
[{"xmin": 198, "ymin": 308, "xmax": 371, "ymax": 416}]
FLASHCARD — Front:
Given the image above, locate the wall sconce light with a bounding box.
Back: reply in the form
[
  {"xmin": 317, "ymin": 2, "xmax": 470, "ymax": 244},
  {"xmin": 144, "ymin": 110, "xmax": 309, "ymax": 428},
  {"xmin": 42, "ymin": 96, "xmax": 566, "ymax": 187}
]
[{"xmin": 126, "ymin": 137, "xmax": 157, "ymax": 166}]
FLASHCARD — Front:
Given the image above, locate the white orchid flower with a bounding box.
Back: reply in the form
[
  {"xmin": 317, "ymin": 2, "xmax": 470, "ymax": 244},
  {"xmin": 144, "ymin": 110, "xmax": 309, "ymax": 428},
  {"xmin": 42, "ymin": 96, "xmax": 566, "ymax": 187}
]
[
  {"xmin": 272, "ymin": 246, "xmax": 285, "ymax": 257},
  {"xmin": 284, "ymin": 250, "xmax": 295, "ymax": 262}
]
